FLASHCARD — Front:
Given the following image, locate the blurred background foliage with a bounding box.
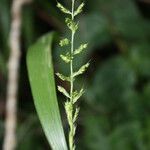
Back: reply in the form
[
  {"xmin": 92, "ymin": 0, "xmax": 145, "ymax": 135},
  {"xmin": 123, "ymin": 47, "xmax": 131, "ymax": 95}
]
[{"xmin": 0, "ymin": 0, "xmax": 150, "ymax": 149}]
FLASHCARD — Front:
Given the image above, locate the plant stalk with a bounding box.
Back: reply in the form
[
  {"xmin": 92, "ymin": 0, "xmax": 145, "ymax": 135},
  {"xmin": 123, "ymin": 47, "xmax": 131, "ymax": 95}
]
[
  {"xmin": 3, "ymin": 0, "xmax": 32, "ymax": 150},
  {"xmin": 69, "ymin": 0, "xmax": 75, "ymax": 149}
]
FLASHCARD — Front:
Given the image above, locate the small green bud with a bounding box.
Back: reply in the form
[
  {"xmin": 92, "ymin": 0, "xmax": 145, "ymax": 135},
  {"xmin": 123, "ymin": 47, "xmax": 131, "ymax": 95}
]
[
  {"xmin": 73, "ymin": 107, "xmax": 80, "ymax": 123},
  {"xmin": 73, "ymin": 62, "xmax": 90, "ymax": 77},
  {"xmin": 74, "ymin": 43, "xmax": 88, "ymax": 55},
  {"xmin": 56, "ymin": 73, "xmax": 70, "ymax": 82},
  {"xmin": 65, "ymin": 101, "xmax": 73, "ymax": 125},
  {"xmin": 57, "ymin": 2, "xmax": 71, "ymax": 14},
  {"xmin": 74, "ymin": 3, "xmax": 85, "ymax": 17},
  {"xmin": 58, "ymin": 85, "xmax": 70, "ymax": 98},
  {"xmin": 60, "ymin": 52, "xmax": 72, "ymax": 63},
  {"xmin": 65, "ymin": 18, "xmax": 78, "ymax": 33},
  {"xmin": 59, "ymin": 38, "xmax": 70, "ymax": 47},
  {"xmin": 73, "ymin": 88, "xmax": 84, "ymax": 104}
]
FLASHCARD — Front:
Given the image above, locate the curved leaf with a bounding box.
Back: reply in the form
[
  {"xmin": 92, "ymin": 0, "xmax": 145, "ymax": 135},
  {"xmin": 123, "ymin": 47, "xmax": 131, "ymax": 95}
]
[{"xmin": 27, "ymin": 32, "xmax": 68, "ymax": 150}]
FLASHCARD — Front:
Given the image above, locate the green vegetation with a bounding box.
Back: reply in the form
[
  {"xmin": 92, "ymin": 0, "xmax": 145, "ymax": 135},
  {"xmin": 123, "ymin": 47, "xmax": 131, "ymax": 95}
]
[
  {"xmin": 0, "ymin": 0, "xmax": 150, "ymax": 149},
  {"xmin": 27, "ymin": 33, "xmax": 68, "ymax": 150},
  {"xmin": 56, "ymin": 1, "xmax": 89, "ymax": 149}
]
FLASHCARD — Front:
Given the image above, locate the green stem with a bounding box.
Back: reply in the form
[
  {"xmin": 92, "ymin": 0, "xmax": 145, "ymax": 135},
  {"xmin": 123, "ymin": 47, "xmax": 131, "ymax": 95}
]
[{"xmin": 69, "ymin": 0, "xmax": 75, "ymax": 150}]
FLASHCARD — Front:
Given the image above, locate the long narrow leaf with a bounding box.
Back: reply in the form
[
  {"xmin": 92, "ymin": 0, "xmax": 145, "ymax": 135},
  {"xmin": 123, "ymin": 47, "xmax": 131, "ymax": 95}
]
[{"xmin": 27, "ymin": 33, "xmax": 68, "ymax": 150}]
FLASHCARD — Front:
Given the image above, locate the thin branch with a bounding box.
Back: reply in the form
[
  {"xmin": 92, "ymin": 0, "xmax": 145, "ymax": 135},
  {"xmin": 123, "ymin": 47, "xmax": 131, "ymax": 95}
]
[{"xmin": 3, "ymin": 0, "xmax": 32, "ymax": 150}]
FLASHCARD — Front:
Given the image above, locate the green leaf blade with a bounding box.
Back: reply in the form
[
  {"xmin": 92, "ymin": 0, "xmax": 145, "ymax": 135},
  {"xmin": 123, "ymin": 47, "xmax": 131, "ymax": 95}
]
[{"xmin": 27, "ymin": 33, "xmax": 68, "ymax": 150}]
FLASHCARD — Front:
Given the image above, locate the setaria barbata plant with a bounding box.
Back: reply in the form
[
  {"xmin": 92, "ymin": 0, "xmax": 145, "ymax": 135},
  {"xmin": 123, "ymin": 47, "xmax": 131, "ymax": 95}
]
[{"xmin": 56, "ymin": 0, "xmax": 89, "ymax": 150}]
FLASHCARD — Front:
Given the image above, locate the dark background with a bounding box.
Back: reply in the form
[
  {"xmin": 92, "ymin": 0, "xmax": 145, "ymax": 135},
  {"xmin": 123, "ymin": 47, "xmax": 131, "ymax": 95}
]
[{"xmin": 0, "ymin": 0, "xmax": 150, "ymax": 149}]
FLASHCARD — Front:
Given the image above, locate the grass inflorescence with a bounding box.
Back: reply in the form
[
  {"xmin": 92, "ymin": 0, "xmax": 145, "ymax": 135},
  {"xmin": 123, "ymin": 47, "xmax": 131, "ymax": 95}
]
[{"xmin": 56, "ymin": 1, "xmax": 89, "ymax": 149}]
